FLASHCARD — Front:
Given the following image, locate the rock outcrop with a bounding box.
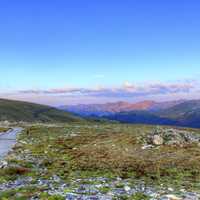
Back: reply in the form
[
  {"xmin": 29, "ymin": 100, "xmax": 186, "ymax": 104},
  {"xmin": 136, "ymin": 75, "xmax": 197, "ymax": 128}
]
[{"xmin": 148, "ymin": 127, "xmax": 200, "ymax": 146}]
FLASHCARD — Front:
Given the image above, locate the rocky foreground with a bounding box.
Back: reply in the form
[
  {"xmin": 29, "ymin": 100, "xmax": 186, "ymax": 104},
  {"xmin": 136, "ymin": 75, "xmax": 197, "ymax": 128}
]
[
  {"xmin": 0, "ymin": 175, "xmax": 199, "ymax": 200},
  {"xmin": 0, "ymin": 124, "xmax": 200, "ymax": 200}
]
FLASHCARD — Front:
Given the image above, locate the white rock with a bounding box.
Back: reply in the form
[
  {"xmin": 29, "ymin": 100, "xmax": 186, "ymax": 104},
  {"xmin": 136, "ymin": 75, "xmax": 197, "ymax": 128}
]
[
  {"xmin": 164, "ymin": 194, "xmax": 182, "ymax": 200},
  {"xmin": 168, "ymin": 187, "xmax": 174, "ymax": 192},
  {"xmin": 95, "ymin": 184, "xmax": 103, "ymax": 188},
  {"xmin": 152, "ymin": 135, "xmax": 164, "ymax": 145},
  {"xmin": 20, "ymin": 141, "xmax": 27, "ymax": 144},
  {"xmin": 124, "ymin": 186, "xmax": 131, "ymax": 192},
  {"xmin": 0, "ymin": 161, "xmax": 8, "ymax": 168},
  {"xmin": 142, "ymin": 144, "xmax": 153, "ymax": 149}
]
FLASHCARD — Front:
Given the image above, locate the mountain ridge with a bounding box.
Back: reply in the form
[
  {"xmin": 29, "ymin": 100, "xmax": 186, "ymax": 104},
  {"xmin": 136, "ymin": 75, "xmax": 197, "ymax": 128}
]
[
  {"xmin": 59, "ymin": 99, "xmax": 200, "ymax": 128},
  {"xmin": 104, "ymin": 100, "xmax": 200, "ymax": 128},
  {"xmin": 60, "ymin": 100, "xmax": 186, "ymax": 116}
]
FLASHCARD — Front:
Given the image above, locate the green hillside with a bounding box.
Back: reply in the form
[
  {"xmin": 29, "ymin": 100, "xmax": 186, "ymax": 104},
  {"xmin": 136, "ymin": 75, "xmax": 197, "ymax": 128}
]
[{"xmin": 0, "ymin": 98, "xmax": 82, "ymax": 122}]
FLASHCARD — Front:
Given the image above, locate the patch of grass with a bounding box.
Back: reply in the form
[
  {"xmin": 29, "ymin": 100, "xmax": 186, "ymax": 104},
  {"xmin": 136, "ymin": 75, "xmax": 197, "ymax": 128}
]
[
  {"xmin": 2, "ymin": 122, "xmax": 200, "ymax": 196},
  {"xmin": 113, "ymin": 194, "xmax": 150, "ymax": 200},
  {"xmin": 0, "ymin": 186, "xmax": 41, "ymax": 200},
  {"xmin": 115, "ymin": 183, "xmax": 125, "ymax": 188},
  {"xmin": 130, "ymin": 192, "xmax": 150, "ymax": 200},
  {"xmin": 66, "ymin": 126, "xmax": 200, "ymax": 183},
  {"xmin": 99, "ymin": 186, "xmax": 110, "ymax": 194},
  {"xmin": 40, "ymin": 192, "xmax": 65, "ymax": 200},
  {"xmin": 0, "ymin": 166, "xmax": 31, "ymax": 182},
  {"xmin": 0, "ymin": 127, "xmax": 10, "ymax": 133}
]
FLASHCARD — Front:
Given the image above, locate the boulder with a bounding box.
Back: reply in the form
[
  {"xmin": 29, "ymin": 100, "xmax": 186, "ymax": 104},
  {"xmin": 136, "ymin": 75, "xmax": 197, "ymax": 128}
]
[{"xmin": 152, "ymin": 135, "xmax": 164, "ymax": 145}]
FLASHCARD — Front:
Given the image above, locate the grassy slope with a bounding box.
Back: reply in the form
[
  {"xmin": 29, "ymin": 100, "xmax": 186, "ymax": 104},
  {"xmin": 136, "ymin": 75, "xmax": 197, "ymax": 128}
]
[{"xmin": 0, "ymin": 98, "xmax": 82, "ymax": 122}]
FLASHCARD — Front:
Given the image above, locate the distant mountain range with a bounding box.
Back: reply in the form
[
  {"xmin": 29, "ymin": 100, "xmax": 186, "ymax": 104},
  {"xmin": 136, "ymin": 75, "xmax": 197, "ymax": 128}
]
[
  {"xmin": 0, "ymin": 99, "xmax": 82, "ymax": 122},
  {"xmin": 60, "ymin": 101, "xmax": 156, "ymax": 116},
  {"xmin": 59, "ymin": 100, "xmax": 185, "ymax": 116},
  {"xmin": 0, "ymin": 98, "xmax": 199, "ymax": 127},
  {"xmin": 59, "ymin": 100, "xmax": 200, "ymax": 128}
]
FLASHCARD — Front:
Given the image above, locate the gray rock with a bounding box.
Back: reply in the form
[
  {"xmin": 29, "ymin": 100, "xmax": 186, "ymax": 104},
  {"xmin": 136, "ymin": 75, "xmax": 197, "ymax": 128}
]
[{"xmin": 183, "ymin": 192, "xmax": 199, "ymax": 200}]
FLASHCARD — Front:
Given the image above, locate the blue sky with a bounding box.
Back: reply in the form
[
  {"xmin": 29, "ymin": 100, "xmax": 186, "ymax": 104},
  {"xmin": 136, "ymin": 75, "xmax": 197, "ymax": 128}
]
[{"xmin": 0, "ymin": 0, "xmax": 200, "ymax": 105}]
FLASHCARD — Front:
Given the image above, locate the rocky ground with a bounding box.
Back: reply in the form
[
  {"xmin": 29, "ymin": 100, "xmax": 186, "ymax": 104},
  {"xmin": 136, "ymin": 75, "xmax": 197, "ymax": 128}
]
[
  {"xmin": 0, "ymin": 123, "xmax": 200, "ymax": 200},
  {"xmin": 0, "ymin": 175, "xmax": 200, "ymax": 200}
]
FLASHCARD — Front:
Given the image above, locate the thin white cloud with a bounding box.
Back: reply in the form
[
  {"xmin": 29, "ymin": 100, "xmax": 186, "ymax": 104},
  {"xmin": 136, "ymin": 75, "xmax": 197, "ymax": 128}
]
[
  {"xmin": 0, "ymin": 79, "xmax": 199, "ymax": 106},
  {"xmin": 16, "ymin": 80, "xmax": 197, "ymax": 97}
]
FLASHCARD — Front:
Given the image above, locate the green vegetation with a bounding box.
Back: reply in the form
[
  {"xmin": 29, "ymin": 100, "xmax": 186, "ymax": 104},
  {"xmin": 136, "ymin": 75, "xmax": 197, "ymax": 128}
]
[
  {"xmin": 0, "ymin": 127, "xmax": 10, "ymax": 133},
  {"xmin": 0, "ymin": 98, "xmax": 82, "ymax": 122},
  {"xmin": 0, "ymin": 186, "xmax": 42, "ymax": 200},
  {"xmin": 1, "ymin": 123, "xmax": 200, "ymax": 198},
  {"xmin": 112, "ymin": 193, "xmax": 151, "ymax": 200},
  {"xmin": 0, "ymin": 187, "xmax": 65, "ymax": 200},
  {"xmin": 130, "ymin": 192, "xmax": 150, "ymax": 200}
]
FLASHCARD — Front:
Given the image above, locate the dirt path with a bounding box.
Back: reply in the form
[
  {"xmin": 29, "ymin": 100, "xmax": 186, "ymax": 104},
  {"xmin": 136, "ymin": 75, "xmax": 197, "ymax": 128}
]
[{"xmin": 0, "ymin": 127, "xmax": 22, "ymax": 159}]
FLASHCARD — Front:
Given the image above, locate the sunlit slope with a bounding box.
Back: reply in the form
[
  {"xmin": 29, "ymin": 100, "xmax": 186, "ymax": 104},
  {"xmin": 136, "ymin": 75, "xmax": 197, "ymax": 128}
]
[{"xmin": 0, "ymin": 98, "xmax": 82, "ymax": 122}]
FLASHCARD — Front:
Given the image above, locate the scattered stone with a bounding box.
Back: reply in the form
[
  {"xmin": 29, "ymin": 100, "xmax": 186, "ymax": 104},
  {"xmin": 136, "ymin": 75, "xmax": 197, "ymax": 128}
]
[
  {"xmin": 183, "ymin": 192, "xmax": 199, "ymax": 200},
  {"xmin": 152, "ymin": 135, "xmax": 164, "ymax": 145},
  {"xmin": 162, "ymin": 194, "xmax": 182, "ymax": 200},
  {"xmin": 124, "ymin": 185, "xmax": 131, "ymax": 192},
  {"xmin": 0, "ymin": 160, "xmax": 8, "ymax": 168},
  {"xmin": 147, "ymin": 127, "xmax": 200, "ymax": 146},
  {"xmin": 168, "ymin": 187, "xmax": 174, "ymax": 192},
  {"xmin": 52, "ymin": 175, "xmax": 61, "ymax": 183},
  {"xmin": 141, "ymin": 144, "xmax": 153, "ymax": 149},
  {"xmin": 0, "ymin": 176, "xmax": 200, "ymax": 200}
]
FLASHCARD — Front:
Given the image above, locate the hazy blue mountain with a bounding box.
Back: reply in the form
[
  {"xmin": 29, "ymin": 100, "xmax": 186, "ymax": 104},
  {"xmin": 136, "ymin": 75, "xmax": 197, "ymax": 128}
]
[{"xmin": 59, "ymin": 100, "xmax": 200, "ymax": 128}]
